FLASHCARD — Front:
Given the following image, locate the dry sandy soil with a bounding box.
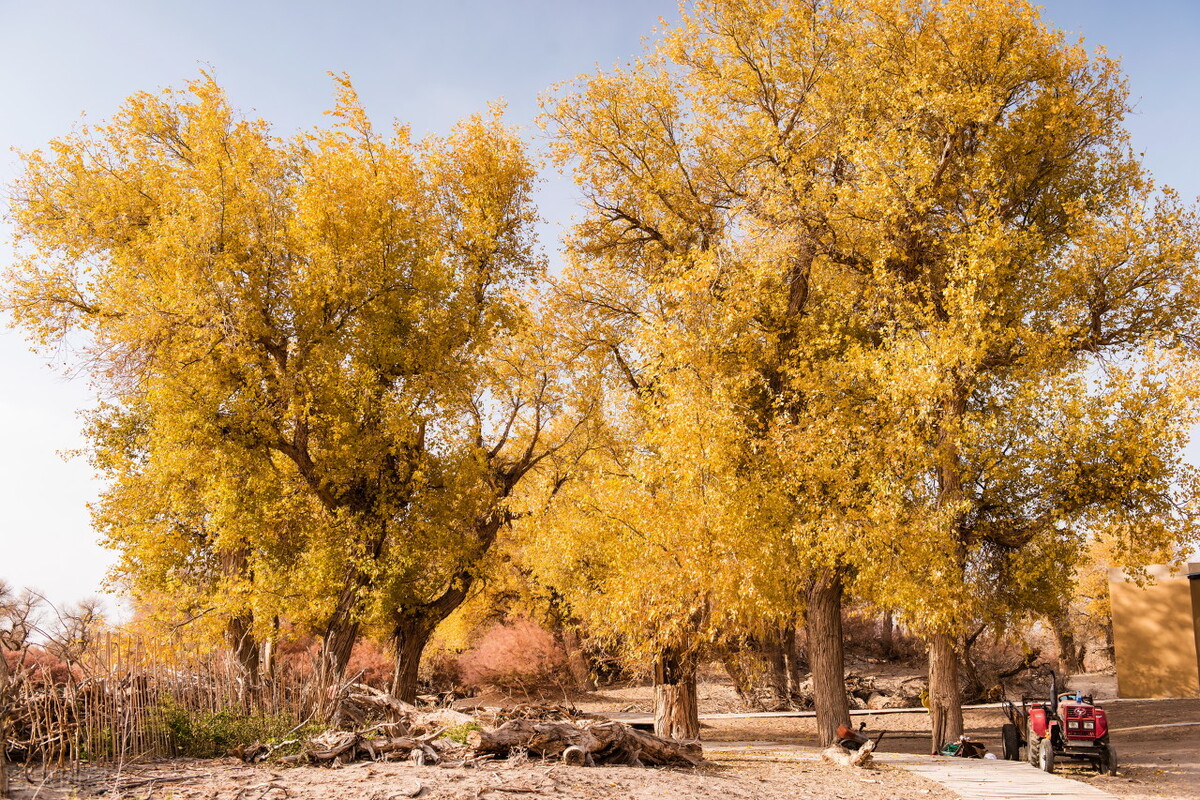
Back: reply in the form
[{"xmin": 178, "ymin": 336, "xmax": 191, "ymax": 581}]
[
  {"xmin": 7, "ymin": 673, "xmax": 1198, "ymax": 799},
  {"xmin": 5, "ymin": 754, "xmax": 946, "ymax": 800}
]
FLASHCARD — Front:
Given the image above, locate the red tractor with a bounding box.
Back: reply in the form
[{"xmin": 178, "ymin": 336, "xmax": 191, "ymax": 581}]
[{"xmin": 1000, "ymin": 671, "xmax": 1117, "ymax": 775}]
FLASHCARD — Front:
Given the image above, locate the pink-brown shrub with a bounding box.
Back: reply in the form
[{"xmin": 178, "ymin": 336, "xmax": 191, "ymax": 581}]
[
  {"xmin": 456, "ymin": 617, "xmax": 567, "ymax": 691},
  {"xmin": 5, "ymin": 647, "xmax": 75, "ymax": 685},
  {"xmin": 269, "ymin": 635, "xmax": 395, "ymax": 688},
  {"xmin": 344, "ymin": 637, "xmax": 395, "ymax": 687}
]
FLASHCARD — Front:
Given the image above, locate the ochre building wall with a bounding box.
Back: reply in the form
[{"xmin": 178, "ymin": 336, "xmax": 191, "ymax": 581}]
[{"xmin": 1108, "ymin": 563, "xmax": 1200, "ymax": 699}]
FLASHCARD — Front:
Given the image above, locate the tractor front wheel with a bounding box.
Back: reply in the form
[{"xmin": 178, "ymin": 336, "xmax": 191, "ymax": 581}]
[
  {"xmin": 1037, "ymin": 737, "xmax": 1055, "ymax": 773},
  {"xmin": 1099, "ymin": 744, "xmax": 1118, "ymax": 776}
]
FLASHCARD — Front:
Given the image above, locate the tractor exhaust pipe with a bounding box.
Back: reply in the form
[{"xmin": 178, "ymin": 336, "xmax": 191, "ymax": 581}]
[{"xmin": 1049, "ymin": 669, "xmax": 1059, "ymax": 715}]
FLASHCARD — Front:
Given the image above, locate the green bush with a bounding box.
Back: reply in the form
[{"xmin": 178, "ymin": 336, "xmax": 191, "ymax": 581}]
[
  {"xmin": 443, "ymin": 721, "xmax": 482, "ymax": 744},
  {"xmin": 158, "ymin": 700, "xmax": 305, "ymax": 758}
]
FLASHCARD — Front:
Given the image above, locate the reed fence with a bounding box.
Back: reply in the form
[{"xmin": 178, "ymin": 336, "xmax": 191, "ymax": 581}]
[{"xmin": 1, "ymin": 632, "xmax": 313, "ymax": 769}]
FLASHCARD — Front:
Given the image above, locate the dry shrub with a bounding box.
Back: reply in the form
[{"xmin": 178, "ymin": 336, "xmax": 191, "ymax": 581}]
[
  {"xmin": 270, "ymin": 635, "xmax": 319, "ymax": 682},
  {"xmin": 841, "ymin": 608, "xmax": 922, "ymax": 661},
  {"xmin": 963, "ymin": 627, "xmax": 1051, "ymax": 702},
  {"xmin": 5, "ymin": 647, "xmax": 74, "ymax": 685},
  {"xmin": 456, "ymin": 617, "xmax": 566, "ymax": 692},
  {"xmin": 344, "ymin": 638, "xmax": 395, "ymax": 687},
  {"xmin": 268, "ymin": 636, "xmax": 395, "ymax": 688},
  {"xmin": 420, "ymin": 645, "xmax": 464, "ymax": 696}
]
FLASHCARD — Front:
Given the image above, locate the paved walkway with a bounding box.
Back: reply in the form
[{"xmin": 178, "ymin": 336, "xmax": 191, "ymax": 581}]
[
  {"xmin": 875, "ymin": 754, "xmax": 1118, "ymax": 800},
  {"xmin": 703, "ymin": 742, "xmax": 1118, "ymax": 800}
]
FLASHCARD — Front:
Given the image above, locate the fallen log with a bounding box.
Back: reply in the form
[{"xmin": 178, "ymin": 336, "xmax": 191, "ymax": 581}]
[
  {"xmin": 469, "ymin": 718, "xmax": 702, "ymax": 767},
  {"xmin": 243, "ymin": 703, "xmax": 700, "ymax": 768}
]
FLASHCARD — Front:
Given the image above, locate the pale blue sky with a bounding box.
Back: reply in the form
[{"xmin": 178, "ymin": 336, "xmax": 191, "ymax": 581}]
[{"xmin": 2, "ymin": 1, "xmax": 1198, "ymax": 610}]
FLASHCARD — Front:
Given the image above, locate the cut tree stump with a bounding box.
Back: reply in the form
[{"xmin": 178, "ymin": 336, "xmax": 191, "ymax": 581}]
[{"xmin": 821, "ymin": 738, "xmax": 876, "ymax": 768}]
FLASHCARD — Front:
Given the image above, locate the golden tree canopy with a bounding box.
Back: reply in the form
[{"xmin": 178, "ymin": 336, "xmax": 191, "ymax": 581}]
[{"xmin": 5, "ymin": 74, "xmax": 563, "ymax": 653}]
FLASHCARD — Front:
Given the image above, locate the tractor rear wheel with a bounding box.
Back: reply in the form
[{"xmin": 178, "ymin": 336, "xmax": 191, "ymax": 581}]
[
  {"xmin": 1001, "ymin": 724, "xmax": 1021, "ymax": 761},
  {"xmin": 1037, "ymin": 737, "xmax": 1055, "ymax": 773}
]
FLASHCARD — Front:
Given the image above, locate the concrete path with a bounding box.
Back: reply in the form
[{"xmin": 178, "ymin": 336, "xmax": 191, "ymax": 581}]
[
  {"xmin": 875, "ymin": 753, "xmax": 1118, "ymax": 800},
  {"xmin": 702, "ymin": 742, "xmax": 1118, "ymax": 800}
]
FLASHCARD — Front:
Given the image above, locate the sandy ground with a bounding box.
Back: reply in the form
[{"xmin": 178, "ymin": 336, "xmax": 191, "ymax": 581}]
[
  {"xmin": 5, "ymin": 754, "xmax": 947, "ymax": 800},
  {"xmin": 7, "ymin": 673, "xmax": 1197, "ymax": 799}
]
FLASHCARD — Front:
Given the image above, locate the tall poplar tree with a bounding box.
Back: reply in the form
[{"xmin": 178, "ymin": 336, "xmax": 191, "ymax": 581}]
[
  {"xmin": 546, "ymin": 0, "xmax": 1200, "ymax": 749},
  {"xmin": 5, "ymin": 75, "xmax": 580, "ymax": 698}
]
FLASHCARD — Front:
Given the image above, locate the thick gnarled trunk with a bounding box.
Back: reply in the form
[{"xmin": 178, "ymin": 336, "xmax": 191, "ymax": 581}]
[
  {"xmin": 389, "ymin": 563, "xmax": 486, "ymax": 702},
  {"xmin": 928, "ymin": 633, "xmax": 964, "ymax": 753},
  {"xmin": 390, "ymin": 615, "xmax": 438, "ymax": 703},
  {"xmin": 225, "ymin": 613, "xmax": 262, "ymax": 711},
  {"xmin": 653, "ymin": 648, "xmax": 699, "ymax": 740},
  {"xmin": 319, "ymin": 614, "xmax": 361, "ymax": 690},
  {"xmin": 806, "ymin": 570, "xmax": 850, "ymax": 746}
]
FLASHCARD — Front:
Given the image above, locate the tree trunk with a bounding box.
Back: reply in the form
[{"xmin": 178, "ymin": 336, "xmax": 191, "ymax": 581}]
[
  {"xmin": 880, "ymin": 611, "xmax": 896, "ymax": 660},
  {"xmin": 261, "ymin": 636, "xmax": 275, "ymax": 681},
  {"xmin": 389, "ymin": 565, "xmax": 484, "ymax": 702},
  {"xmin": 653, "ymin": 648, "xmax": 699, "ymax": 740},
  {"xmin": 928, "ymin": 632, "xmax": 963, "ymax": 753},
  {"xmin": 959, "ymin": 624, "xmax": 992, "ymax": 704},
  {"xmin": 1047, "ymin": 608, "xmax": 1086, "ymax": 676},
  {"xmin": 318, "ymin": 563, "xmax": 374, "ymax": 692},
  {"xmin": 560, "ymin": 626, "xmax": 597, "ymax": 692},
  {"xmin": 791, "ymin": 624, "xmax": 809, "ymax": 671},
  {"xmin": 806, "ymin": 570, "xmax": 850, "ymax": 746},
  {"xmin": 226, "ymin": 613, "xmax": 261, "ymax": 684},
  {"xmin": 718, "ymin": 643, "xmax": 759, "ymax": 708},
  {"xmin": 390, "ymin": 616, "xmax": 437, "ymax": 703},
  {"xmin": 762, "ymin": 628, "xmax": 791, "ymax": 709},
  {"xmin": 544, "ymin": 592, "xmax": 597, "ymax": 693},
  {"xmin": 226, "ymin": 613, "xmax": 261, "ymax": 712},
  {"xmin": 0, "ymin": 652, "xmax": 10, "ymax": 799},
  {"xmin": 782, "ymin": 618, "xmax": 801, "ymax": 695},
  {"xmin": 319, "ymin": 591, "xmax": 361, "ymax": 691},
  {"xmin": 929, "ymin": 385, "xmax": 968, "ymax": 753}
]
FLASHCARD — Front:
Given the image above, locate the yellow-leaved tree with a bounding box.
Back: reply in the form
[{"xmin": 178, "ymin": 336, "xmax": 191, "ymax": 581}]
[
  {"xmin": 543, "ymin": 0, "xmax": 1200, "ymax": 750},
  {"xmin": 5, "ymin": 74, "xmax": 589, "ymax": 700}
]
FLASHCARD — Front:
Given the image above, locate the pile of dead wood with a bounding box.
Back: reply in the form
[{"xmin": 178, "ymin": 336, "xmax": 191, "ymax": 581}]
[
  {"xmin": 244, "ymin": 689, "xmax": 701, "ymax": 769},
  {"xmin": 469, "ymin": 718, "xmax": 701, "ymax": 767},
  {"xmin": 785, "ymin": 674, "xmax": 926, "ymax": 711}
]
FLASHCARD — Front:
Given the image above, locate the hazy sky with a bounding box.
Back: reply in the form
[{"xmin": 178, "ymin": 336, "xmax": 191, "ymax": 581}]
[{"xmin": 2, "ymin": 1, "xmax": 1198, "ymax": 612}]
